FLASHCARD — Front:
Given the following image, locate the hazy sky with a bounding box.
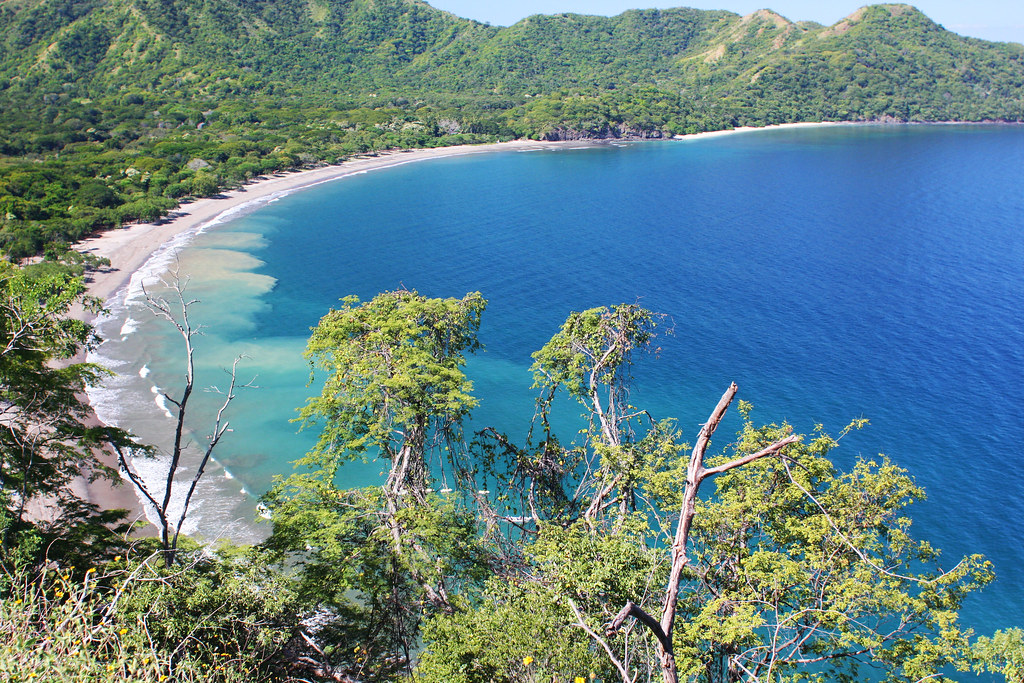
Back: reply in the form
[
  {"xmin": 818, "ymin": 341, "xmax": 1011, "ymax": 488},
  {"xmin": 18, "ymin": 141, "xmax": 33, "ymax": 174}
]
[{"xmin": 428, "ymin": 1, "xmax": 1024, "ymax": 44}]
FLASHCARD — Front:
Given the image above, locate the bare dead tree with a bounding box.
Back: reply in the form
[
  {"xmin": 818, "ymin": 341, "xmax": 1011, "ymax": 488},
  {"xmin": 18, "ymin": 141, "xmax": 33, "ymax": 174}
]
[
  {"xmin": 112, "ymin": 273, "xmax": 253, "ymax": 567},
  {"xmin": 605, "ymin": 383, "xmax": 800, "ymax": 683}
]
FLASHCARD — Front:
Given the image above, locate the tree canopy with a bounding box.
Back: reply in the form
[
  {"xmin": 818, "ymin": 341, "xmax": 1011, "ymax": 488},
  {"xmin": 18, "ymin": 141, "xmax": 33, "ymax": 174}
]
[
  {"xmin": 260, "ymin": 292, "xmax": 997, "ymax": 682},
  {"xmin": 0, "ymin": 283, "xmax": 1014, "ymax": 681}
]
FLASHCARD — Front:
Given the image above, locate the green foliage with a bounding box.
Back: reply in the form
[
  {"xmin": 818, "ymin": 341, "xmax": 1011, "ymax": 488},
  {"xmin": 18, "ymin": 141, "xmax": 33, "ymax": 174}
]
[
  {"xmin": 973, "ymin": 628, "xmax": 1024, "ymax": 682},
  {"xmin": 418, "ymin": 304, "xmax": 995, "ymax": 683},
  {"xmin": 419, "ymin": 517, "xmax": 663, "ymax": 683},
  {"xmin": 0, "ymin": 261, "xmax": 135, "ymax": 574},
  {"xmin": 0, "ymin": 273, "xmax": 1009, "ymax": 682},
  {"xmin": 0, "ymin": 546, "xmax": 300, "ymax": 682},
  {"xmin": 298, "ymin": 289, "xmax": 485, "ymax": 484},
  {"xmin": 531, "ymin": 303, "xmax": 660, "ymax": 400},
  {"xmin": 264, "ymin": 483, "xmax": 487, "ymax": 680},
  {"xmin": 676, "ymin": 417, "xmax": 992, "ymax": 682},
  {"xmin": 510, "ymin": 303, "xmax": 679, "ymax": 528},
  {"xmin": 267, "ymin": 289, "xmax": 493, "ymax": 678},
  {"xmin": 114, "ymin": 544, "xmax": 301, "ymax": 676}
]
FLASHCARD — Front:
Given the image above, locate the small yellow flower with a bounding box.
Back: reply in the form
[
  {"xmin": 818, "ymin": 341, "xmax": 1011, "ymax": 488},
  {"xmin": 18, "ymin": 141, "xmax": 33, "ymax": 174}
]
[
  {"xmin": 575, "ymin": 677, "xmax": 585, "ymax": 683},
  {"xmin": 87, "ymin": 567, "xmax": 97, "ymax": 574},
  {"xmin": 523, "ymin": 656, "xmax": 534, "ymax": 666},
  {"xmin": 119, "ymin": 628, "xmax": 128, "ymax": 635}
]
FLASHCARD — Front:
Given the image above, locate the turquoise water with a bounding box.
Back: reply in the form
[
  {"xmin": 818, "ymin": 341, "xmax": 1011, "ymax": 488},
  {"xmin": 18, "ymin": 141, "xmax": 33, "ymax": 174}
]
[{"xmin": 89, "ymin": 124, "xmax": 1024, "ymax": 638}]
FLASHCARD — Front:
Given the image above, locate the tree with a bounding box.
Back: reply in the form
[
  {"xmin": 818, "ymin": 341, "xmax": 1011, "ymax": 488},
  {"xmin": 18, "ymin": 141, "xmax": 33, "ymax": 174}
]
[
  {"xmin": 187, "ymin": 171, "xmax": 220, "ymax": 199},
  {"xmin": 296, "ymin": 289, "xmax": 487, "ymax": 505},
  {"xmin": 264, "ymin": 289, "xmax": 491, "ymax": 679},
  {"xmin": 604, "ymin": 383, "xmax": 798, "ymax": 683},
  {"xmin": 0, "ymin": 262, "xmax": 135, "ymax": 572},
  {"xmin": 417, "ymin": 304, "xmax": 992, "ymax": 683},
  {"xmin": 528, "ymin": 303, "xmax": 665, "ymax": 526},
  {"xmin": 112, "ymin": 273, "xmax": 249, "ymax": 567},
  {"xmin": 473, "ymin": 304, "xmax": 683, "ymax": 534}
]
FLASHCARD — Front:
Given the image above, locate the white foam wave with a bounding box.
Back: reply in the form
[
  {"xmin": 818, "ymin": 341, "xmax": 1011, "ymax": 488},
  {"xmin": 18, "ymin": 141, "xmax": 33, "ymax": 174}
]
[
  {"xmin": 139, "ymin": 365, "xmax": 150, "ymax": 379},
  {"xmin": 119, "ymin": 316, "xmax": 139, "ymax": 338},
  {"xmin": 85, "ymin": 370, "xmax": 133, "ymax": 424},
  {"xmin": 151, "ymin": 385, "xmax": 175, "ymax": 419}
]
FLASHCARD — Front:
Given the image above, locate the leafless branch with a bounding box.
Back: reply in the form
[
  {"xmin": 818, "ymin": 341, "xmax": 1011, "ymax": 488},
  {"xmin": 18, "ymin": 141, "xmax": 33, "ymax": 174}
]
[
  {"xmin": 113, "ymin": 272, "xmax": 250, "ymax": 566},
  {"xmin": 567, "ymin": 597, "xmax": 635, "ymax": 683}
]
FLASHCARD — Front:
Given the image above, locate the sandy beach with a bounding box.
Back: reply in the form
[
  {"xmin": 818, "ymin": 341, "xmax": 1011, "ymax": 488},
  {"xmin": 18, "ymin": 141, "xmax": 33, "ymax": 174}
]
[{"xmin": 673, "ymin": 120, "xmax": 845, "ymax": 141}]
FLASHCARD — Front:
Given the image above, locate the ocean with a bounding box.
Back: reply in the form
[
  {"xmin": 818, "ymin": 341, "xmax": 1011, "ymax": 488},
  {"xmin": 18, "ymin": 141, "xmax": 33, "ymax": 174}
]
[{"xmin": 87, "ymin": 123, "xmax": 1024, "ymax": 639}]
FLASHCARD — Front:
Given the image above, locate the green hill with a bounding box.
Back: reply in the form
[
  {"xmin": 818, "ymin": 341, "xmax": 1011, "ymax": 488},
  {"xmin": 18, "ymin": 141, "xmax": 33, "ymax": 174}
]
[{"xmin": 1, "ymin": 0, "xmax": 1022, "ymax": 256}]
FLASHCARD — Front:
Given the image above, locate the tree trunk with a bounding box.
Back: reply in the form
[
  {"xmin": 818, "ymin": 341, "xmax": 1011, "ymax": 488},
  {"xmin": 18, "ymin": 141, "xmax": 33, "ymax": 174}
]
[{"xmin": 605, "ymin": 383, "xmax": 801, "ymax": 683}]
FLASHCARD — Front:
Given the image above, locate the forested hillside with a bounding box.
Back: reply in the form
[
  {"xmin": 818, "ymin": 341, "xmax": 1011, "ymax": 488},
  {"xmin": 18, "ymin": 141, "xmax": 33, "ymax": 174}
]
[{"xmin": 1, "ymin": 0, "xmax": 1023, "ymax": 257}]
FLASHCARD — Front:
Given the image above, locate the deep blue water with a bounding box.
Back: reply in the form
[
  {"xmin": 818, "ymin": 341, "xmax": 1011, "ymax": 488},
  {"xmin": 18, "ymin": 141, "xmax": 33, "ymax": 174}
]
[{"xmin": 92, "ymin": 124, "xmax": 1024, "ymax": 642}]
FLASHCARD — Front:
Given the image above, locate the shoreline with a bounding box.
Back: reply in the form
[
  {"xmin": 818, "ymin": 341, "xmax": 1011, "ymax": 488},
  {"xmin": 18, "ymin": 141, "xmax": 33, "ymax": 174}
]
[
  {"xmin": 71, "ymin": 138, "xmax": 598, "ymax": 524},
  {"xmin": 674, "ymin": 120, "xmax": 844, "ymax": 141},
  {"xmin": 62, "ymin": 120, "xmax": 941, "ymax": 524}
]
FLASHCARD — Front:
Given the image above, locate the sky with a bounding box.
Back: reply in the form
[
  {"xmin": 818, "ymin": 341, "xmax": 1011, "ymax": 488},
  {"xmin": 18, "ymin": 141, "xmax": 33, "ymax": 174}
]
[{"xmin": 427, "ymin": 1, "xmax": 1024, "ymax": 44}]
